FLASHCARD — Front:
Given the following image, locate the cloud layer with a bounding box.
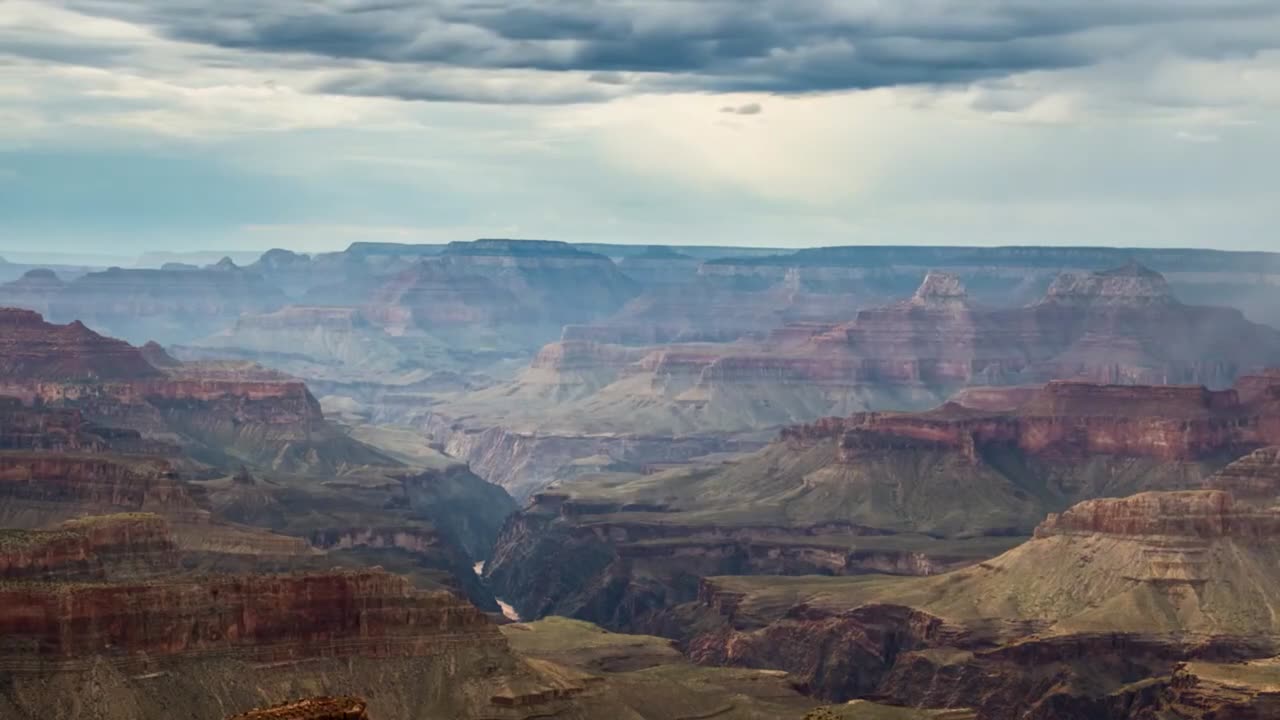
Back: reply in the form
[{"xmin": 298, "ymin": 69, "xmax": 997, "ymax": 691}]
[
  {"xmin": 1, "ymin": 1, "xmax": 1279, "ymax": 253},
  {"xmin": 7, "ymin": 0, "xmax": 1279, "ymax": 104}
]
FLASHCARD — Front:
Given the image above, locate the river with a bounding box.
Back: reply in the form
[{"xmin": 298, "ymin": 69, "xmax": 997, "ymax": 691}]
[{"xmin": 472, "ymin": 561, "xmax": 521, "ymax": 622}]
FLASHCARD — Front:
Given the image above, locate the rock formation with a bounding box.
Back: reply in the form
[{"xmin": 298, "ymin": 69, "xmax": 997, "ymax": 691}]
[
  {"xmin": 227, "ymin": 698, "xmax": 370, "ymax": 720},
  {"xmin": 483, "ymin": 376, "xmax": 1280, "ymax": 635},
  {"xmin": 41, "ymin": 264, "xmax": 287, "ymax": 344},
  {"xmin": 0, "ymin": 567, "xmax": 497, "ymax": 662},
  {"xmin": 0, "ymin": 309, "xmax": 392, "ymax": 474},
  {"xmin": 367, "ymin": 239, "xmax": 639, "ymax": 340},
  {"xmin": 0, "ymin": 308, "xmax": 523, "ymax": 612},
  {"xmin": 680, "ymin": 467, "xmax": 1280, "ymax": 717},
  {"xmin": 421, "ymin": 266, "xmax": 1280, "ymax": 498},
  {"xmin": 0, "ymin": 511, "xmax": 830, "ymax": 719},
  {"xmin": 0, "ymin": 268, "xmax": 66, "ymax": 316},
  {"xmin": 0, "ymin": 307, "xmax": 160, "ymax": 380},
  {"xmin": 0, "ymin": 513, "xmax": 177, "ymax": 580},
  {"xmin": 1136, "ymin": 660, "xmax": 1280, "ymax": 719},
  {"xmin": 1206, "ymin": 446, "xmax": 1280, "ymax": 499}
]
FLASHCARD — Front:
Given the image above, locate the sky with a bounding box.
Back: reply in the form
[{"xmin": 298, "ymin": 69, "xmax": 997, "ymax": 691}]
[{"xmin": 1, "ymin": 1, "xmax": 1279, "ymax": 256}]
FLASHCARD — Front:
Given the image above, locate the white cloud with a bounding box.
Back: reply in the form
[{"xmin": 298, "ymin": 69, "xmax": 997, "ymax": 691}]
[{"xmin": 1, "ymin": 0, "xmax": 1279, "ymax": 251}]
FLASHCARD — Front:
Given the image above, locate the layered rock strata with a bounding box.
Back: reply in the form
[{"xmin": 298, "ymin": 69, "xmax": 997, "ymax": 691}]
[
  {"xmin": 425, "ymin": 266, "xmax": 1280, "ymax": 500},
  {"xmin": 0, "ymin": 568, "xmax": 496, "ymax": 663},
  {"xmin": 0, "ymin": 308, "xmax": 392, "ymax": 474},
  {"xmin": 484, "ymin": 378, "xmax": 1280, "ymax": 636},
  {"xmin": 682, "ymin": 475, "xmax": 1280, "ymax": 718}
]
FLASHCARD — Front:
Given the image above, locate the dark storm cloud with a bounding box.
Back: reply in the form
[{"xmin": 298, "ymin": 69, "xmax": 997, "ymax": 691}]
[
  {"xmin": 317, "ymin": 71, "xmax": 625, "ymax": 104},
  {"xmin": 36, "ymin": 0, "xmax": 1280, "ymax": 103}
]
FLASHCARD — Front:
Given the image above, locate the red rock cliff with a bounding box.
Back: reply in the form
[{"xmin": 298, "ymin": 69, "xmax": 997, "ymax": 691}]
[
  {"xmin": 0, "ymin": 452, "xmax": 198, "ymax": 518},
  {"xmin": 0, "ymin": 308, "xmax": 160, "ymax": 380},
  {"xmin": 1033, "ymin": 490, "xmax": 1280, "ymax": 539},
  {"xmin": 782, "ymin": 376, "xmax": 1280, "ymax": 464},
  {"xmin": 0, "ymin": 569, "xmax": 498, "ymax": 663},
  {"xmin": 0, "ymin": 513, "xmax": 177, "ymax": 580}
]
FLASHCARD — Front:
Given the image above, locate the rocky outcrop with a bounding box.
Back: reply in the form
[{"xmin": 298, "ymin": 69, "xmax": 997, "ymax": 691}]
[
  {"xmin": 945, "ymin": 386, "xmax": 1041, "ymax": 412},
  {"xmin": 1033, "ymin": 490, "xmax": 1280, "ymax": 539},
  {"xmin": 784, "ymin": 376, "xmax": 1280, "ymax": 465},
  {"xmin": 484, "ymin": 489, "xmax": 1019, "ymax": 634},
  {"xmin": 909, "ymin": 271, "xmax": 970, "ymax": 308},
  {"xmin": 485, "ymin": 377, "xmax": 1280, "ymax": 641},
  {"xmin": 429, "ymin": 266, "xmax": 1280, "ymax": 468},
  {"xmin": 0, "ymin": 452, "xmax": 199, "ymax": 522},
  {"xmin": 0, "ymin": 310, "xmax": 394, "ymax": 474},
  {"xmin": 0, "ymin": 308, "xmax": 160, "ymax": 380},
  {"xmin": 682, "ymin": 480, "xmax": 1280, "ymax": 717},
  {"xmin": 0, "ymin": 513, "xmax": 178, "ymax": 580},
  {"xmin": 0, "ymin": 269, "xmax": 66, "ymax": 315},
  {"xmin": 426, "ymin": 421, "xmax": 755, "ymax": 500},
  {"xmin": 530, "ymin": 341, "xmax": 649, "ymax": 373},
  {"xmin": 1139, "ymin": 660, "xmax": 1280, "ymax": 719},
  {"xmin": 0, "ymin": 396, "xmax": 136, "ymax": 453},
  {"xmin": 0, "ymin": 568, "xmax": 497, "ymax": 663},
  {"xmin": 688, "ymin": 603, "xmax": 956, "ymax": 700},
  {"xmin": 1042, "ymin": 262, "xmax": 1174, "ymax": 307},
  {"xmin": 1206, "ymin": 447, "xmax": 1280, "ymax": 499},
  {"xmin": 192, "ymin": 457, "xmax": 515, "ymax": 612},
  {"xmin": 228, "ymin": 697, "xmax": 369, "ymax": 720},
  {"xmin": 193, "ymin": 306, "xmax": 405, "ymax": 378}
]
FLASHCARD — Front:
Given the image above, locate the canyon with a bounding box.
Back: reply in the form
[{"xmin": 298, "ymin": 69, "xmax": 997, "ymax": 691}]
[
  {"xmin": 0, "ymin": 512, "xmax": 833, "ymax": 719},
  {"xmin": 419, "ymin": 264, "xmax": 1280, "ymax": 498},
  {"xmin": 679, "ymin": 445, "xmax": 1280, "ymax": 718},
  {"xmin": 482, "ymin": 374, "xmax": 1280, "ymax": 635},
  {"xmin": 0, "ymin": 307, "xmax": 390, "ymax": 474},
  {"xmin": 6, "ymin": 239, "xmax": 1280, "ymax": 719}
]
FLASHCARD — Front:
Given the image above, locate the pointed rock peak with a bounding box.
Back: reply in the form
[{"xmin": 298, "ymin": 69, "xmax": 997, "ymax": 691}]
[
  {"xmin": 140, "ymin": 340, "xmax": 181, "ymax": 368},
  {"xmin": 232, "ymin": 465, "xmax": 257, "ymax": 485},
  {"xmin": 910, "ymin": 271, "xmax": 968, "ymax": 307},
  {"xmin": 211, "ymin": 256, "xmax": 239, "ymax": 271},
  {"xmin": 1042, "ymin": 263, "xmax": 1174, "ymax": 307}
]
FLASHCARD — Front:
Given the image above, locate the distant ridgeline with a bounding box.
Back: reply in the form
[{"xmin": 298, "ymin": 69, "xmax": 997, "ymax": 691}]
[{"xmin": 700, "ymin": 244, "xmax": 1280, "ymax": 271}]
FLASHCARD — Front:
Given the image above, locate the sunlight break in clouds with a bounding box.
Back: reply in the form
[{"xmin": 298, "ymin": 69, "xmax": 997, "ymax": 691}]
[{"xmin": 1, "ymin": 0, "xmax": 1279, "ymax": 252}]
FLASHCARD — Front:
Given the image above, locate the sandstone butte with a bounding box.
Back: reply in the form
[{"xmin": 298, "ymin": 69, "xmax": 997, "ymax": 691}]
[{"xmin": 680, "ymin": 446, "xmax": 1280, "ymax": 719}]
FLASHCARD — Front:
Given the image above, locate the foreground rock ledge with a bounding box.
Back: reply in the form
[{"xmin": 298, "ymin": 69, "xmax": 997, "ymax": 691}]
[{"xmin": 228, "ymin": 697, "xmax": 369, "ymax": 720}]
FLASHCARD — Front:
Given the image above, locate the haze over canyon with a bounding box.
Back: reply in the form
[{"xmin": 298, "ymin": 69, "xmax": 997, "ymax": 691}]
[{"xmin": 0, "ymin": 236, "xmax": 1278, "ymax": 719}]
